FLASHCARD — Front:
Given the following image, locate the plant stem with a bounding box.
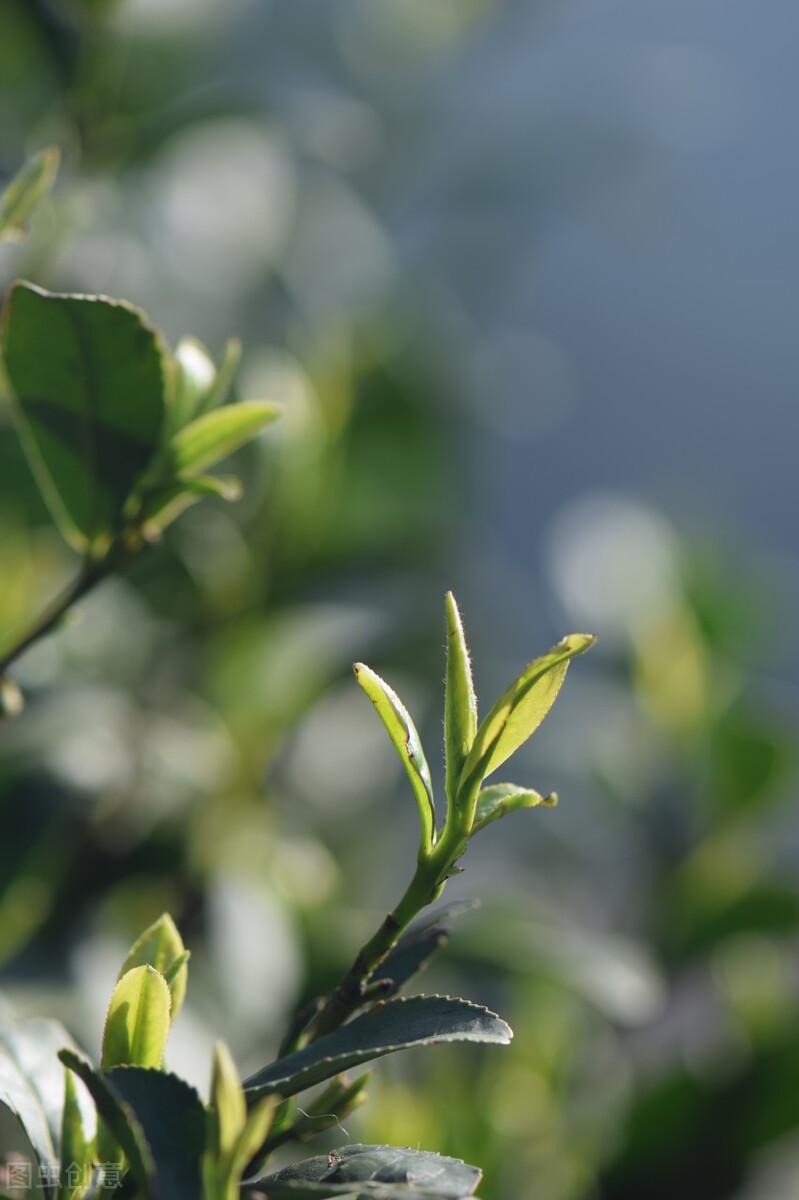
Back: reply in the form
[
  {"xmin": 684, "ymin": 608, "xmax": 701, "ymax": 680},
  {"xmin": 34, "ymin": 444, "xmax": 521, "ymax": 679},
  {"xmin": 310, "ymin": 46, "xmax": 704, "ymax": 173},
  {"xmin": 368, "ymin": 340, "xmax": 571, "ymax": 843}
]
[
  {"xmin": 0, "ymin": 556, "xmax": 113, "ymax": 677},
  {"xmin": 309, "ymin": 861, "xmax": 440, "ymax": 1039}
]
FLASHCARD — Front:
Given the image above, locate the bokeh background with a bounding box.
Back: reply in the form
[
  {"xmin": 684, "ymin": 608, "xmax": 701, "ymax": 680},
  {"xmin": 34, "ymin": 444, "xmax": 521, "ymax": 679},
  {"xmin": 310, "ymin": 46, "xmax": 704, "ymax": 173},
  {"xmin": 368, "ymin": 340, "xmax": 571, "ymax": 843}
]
[{"xmin": 3, "ymin": 2, "xmax": 799, "ymax": 1198}]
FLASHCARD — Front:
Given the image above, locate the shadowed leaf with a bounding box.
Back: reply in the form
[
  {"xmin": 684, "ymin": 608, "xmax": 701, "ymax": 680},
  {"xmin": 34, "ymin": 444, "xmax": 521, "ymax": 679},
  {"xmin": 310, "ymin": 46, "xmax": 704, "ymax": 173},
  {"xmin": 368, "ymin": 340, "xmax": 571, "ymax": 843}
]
[
  {"xmin": 1, "ymin": 283, "xmax": 167, "ymax": 553},
  {"xmin": 0, "ymin": 147, "xmax": 59, "ymax": 243},
  {"xmin": 244, "ymin": 996, "xmax": 511, "ymax": 1101},
  {"xmin": 248, "ymin": 1143, "xmax": 481, "ymax": 1199}
]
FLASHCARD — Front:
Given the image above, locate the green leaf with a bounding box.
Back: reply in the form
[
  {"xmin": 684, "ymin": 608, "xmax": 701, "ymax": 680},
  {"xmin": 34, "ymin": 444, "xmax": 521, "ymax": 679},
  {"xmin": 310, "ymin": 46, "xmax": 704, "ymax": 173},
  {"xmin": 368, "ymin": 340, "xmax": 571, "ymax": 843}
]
[
  {"xmin": 0, "ymin": 1048, "xmax": 58, "ymax": 1190},
  {"xmin": 172, "ymin": 337, "xmax": 216, "ymax": 431},
  {"xmin": 249, "ymin": 1144, "xmax": 482, "ymax": 1199},
  {"xmin": 353, "ymin": 663, "xmax": 435, "ymax": 856},
  {"xmin": 58, "ymin": 1068, "xmax": 94, "ymax": 1200},
  {"xmin": 471, "ymin": 782, "xmax": 557, "ymax": 835},
  {"xmin": 443, "ymin": 593, "xmax": 477, "ymax": 806},
  {"xmin": 168, "ymin": 400, "xmax": 279, "ymax": 477},
  {"xmin": 202, "ymin": 338, "xmax": 242, "ymax": 412},
  {"xmin": 58, "ymin": 1050, "xmax": 154, "ymax": 1196},
  {"xmin": 244, "ymin": 996, "xmax": 511, "ymax": 1101},
  {"xmin": 101, "ymin": 966, "xmax": 171, "ymax": 1070},
  {"xmin": 1, "ymin": 283, "xmax": 168, "ymax": 554},
  {"xmin": 459, "ymin": 633, "xmax": 595, "ymax": 790},
  {"xmin": 118, "ymin": 913, "xmax": 190, "ymax": 1023},
  {"xmin": 0, "ymin": 1017, "xmax": 94, "ymax": 1169},
  {"xmin": 139, "ymin": 474, "xmax": 242, "ymax": 539},
  {"xmin": 209, "ymin": 1041, "xmax": 246, "ymax": 1157},
  {"xmin": 371, "ymin": 903, "xmax": 478, "ymax": 999},
  {"xmin": 105, "ymin": 1067, "xmax": 206, "ymax": 1200},
  {"xmin": 0, "ymin": 146, "xmax": 60, "ymax": 243}
]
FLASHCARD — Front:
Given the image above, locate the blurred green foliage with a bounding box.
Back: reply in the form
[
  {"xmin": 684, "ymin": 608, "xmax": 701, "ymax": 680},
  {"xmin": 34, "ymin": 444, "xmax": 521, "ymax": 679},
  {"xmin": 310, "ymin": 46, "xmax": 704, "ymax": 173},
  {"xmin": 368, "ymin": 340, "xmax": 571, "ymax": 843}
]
[{"xmin": 3, "ymin": 5, "xmax": 799, "ymax": 1200}]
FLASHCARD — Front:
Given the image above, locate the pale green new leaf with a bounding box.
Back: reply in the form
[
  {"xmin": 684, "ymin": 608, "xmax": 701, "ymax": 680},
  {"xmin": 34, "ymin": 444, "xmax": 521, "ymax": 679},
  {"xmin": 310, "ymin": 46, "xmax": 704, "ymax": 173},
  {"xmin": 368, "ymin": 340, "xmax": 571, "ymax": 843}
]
[
  {"xmin": 118, "ymin": 913, "xmax": 190, "ymax": 1021},
  {"xmin": 1, "ymin": 283, "xmax": 168, "ymax": 554},
  {"xmin": 58, "ymin": 1050, "xmax": 154, "ymax": 1197},
  {"xmin": 244, "ymin": 996, "xmax": 511, "ymax": 1101},
  {"xmin": 471, "ymin": 782, "xmax": 557, "ymax": 835},
  {"xmin": 0, "ymin": 146, "xmax": 59, "ymax": 243},
  {"xmin": 202, "ymin": 337, "xmax": 241, "ymax": 413},
  {"xmin": 139, "ymin": 475, "xmax": 242, "ymax": 539},
  {"xmin": 169, "ymin": 400, "xmax": 279, "ymax": 477},
  {"xmin": 354, "ymin": 663, "xmax": 435, "ymax": 854},
  {"xmin": 443, "ymin": 592, "xmax": 477, "ymax": 806},
  {"xmin": 459, "ymin": 634, "xmax": 595, "ymax": 790},
  {"xmin": 58, "ymin": 1068, "xmax": 94, "ymax": 1200},
  {"xmin": 172, "ymin": 337, "xmax": 217, "ymax": 431},
  {"xmin": 209, "ymin": 1041, "xmax": 246, "ymax": 1157},
  {"xmin": 102, "ymin": 965, "xmax": 171, "ymax": 1070}
]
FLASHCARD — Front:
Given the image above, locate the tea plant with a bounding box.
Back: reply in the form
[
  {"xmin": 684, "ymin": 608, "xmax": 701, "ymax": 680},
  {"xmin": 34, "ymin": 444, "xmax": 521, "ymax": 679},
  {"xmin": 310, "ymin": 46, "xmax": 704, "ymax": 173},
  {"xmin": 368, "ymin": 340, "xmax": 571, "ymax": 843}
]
[{"xmin": 0, "ymin": 149, "xmax": 594, "ymax": 1199}]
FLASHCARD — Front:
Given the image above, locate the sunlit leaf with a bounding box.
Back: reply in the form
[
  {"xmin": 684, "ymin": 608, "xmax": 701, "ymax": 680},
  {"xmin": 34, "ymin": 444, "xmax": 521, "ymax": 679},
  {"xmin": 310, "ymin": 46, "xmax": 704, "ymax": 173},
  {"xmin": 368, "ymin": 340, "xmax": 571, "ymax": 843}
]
[
  {"xmin": 249, "ymin": 1143, "xmax": 482, "ymax": 1199},
  {"xmin": 139, "ymin": 474, "xmax": 242, "ymax": 539},
  {"xmin": 101, "ymin": 966, "xmax": 171, "ymax": 1070},
  {"xmin": 0, "ymin": 146, "xmax": 59, "ymax": 244},
  {"xmin": 168, "ymin": 400, "xmax": 278, "ymax": 477},
  {"xmin": 210, "ymin": 1042, "xmax": 246, "ymax": 1158},
  {"xmin": 1, "ymin": 283, "xmax": 168, "ymax": 554},
  {"xmin": 471, "ymin": 782, "xmax": 557, "ymax": 835},
  {"xmin": 244, "ymin": 996, "xmax": 511, "ymax": 1101},
  {"xmin": 354, "ymin": 663, "xmax": 435, "ymax": 854},
  {"xmin": 118, "ymin": 913, "xmax": 190, "ymax": 1023},
  {"xmin": 460, "ymin": 633, "xmax": 595, "ymax": 789},
  {"xmin": 444, "ymin": 593, "xmax": 477, "ymax": 806},
  {"xmin": 58, "ymin": 1068, "xmax": 94, "ymax": 1200},
  {"xmin": 0, "ymin": 1017, "xmax": 95, "ymax": 1160},
  {"xmin": 172, "ymin": 337, "xmax": 216, "ymax": 431}
]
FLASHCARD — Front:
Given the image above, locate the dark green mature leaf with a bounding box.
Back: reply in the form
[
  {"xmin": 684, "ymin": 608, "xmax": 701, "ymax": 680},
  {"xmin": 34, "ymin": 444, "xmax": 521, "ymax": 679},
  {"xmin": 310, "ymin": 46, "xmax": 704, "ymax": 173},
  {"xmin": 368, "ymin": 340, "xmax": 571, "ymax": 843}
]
[
  {"xmin": 372, "ymin": 903, "xmax": 479, "ymax": 998},
  {"xmin": 471, "ymin": 782, "xmax": 557, "ymax": 835},
  {"xmin": 58, "ymin": 1050, "xmax": 154, "ymax": 1195},
  {"xmin": 168, "ymin": 400, "xmax": 278, "ymax": 477},
  {"xmin": 106, "ymin": 1067, "xmax": 206, "ymax": 1200},
  {"xmin": 443, "ymin": 593, "xmax": 477, "ymax": 805},
  {"xmin": 459, "ymin": 634, "xmax": 595, "ymax": 790},
  {"xmin": 1, "ymin": 283, "xmax": 168, "ymax": 553},
  {"xmin": 244, "ymin": 996, "xmax": 511, "ymax": 1101},
  {"xmin": 249, "ymin": 1144, "xmax": 481, "ymax": 1199},
  {"xmin": 353, "ymin": 664, "xmax": 436, "ymax": 855},
  {"xmin": 0, "ymin": 1018, "xmax": 95, "ymax": 1158},
  {"xmin": 0, "ymin": 146, "xmax": 59, "ymax": 243}
]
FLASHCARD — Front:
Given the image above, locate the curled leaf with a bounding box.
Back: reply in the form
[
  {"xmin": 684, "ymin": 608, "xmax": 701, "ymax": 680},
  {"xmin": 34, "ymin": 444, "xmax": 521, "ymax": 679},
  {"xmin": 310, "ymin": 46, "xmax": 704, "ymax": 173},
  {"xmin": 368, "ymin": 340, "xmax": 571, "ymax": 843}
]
[
  {"xmin": 471, "ymin": 782, "xmax": 557, "ymax": 835},
  {"xmin": 443, "ymin": 593, "xmax": 477, "ymax": 808},
  {"xmin": 354, "ymin": 663, "xmax": 436, "ymax": 855}
]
